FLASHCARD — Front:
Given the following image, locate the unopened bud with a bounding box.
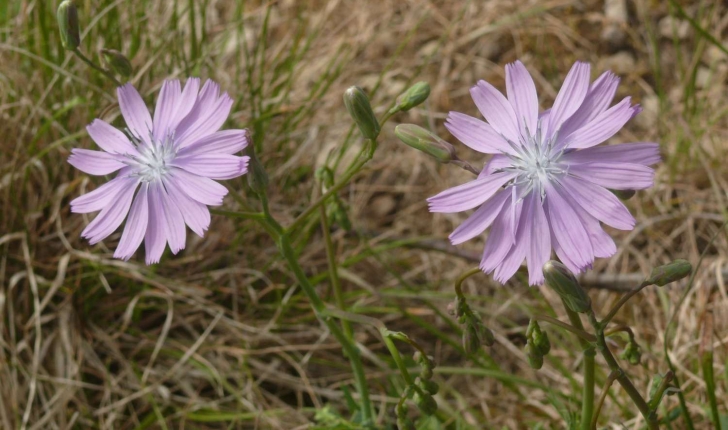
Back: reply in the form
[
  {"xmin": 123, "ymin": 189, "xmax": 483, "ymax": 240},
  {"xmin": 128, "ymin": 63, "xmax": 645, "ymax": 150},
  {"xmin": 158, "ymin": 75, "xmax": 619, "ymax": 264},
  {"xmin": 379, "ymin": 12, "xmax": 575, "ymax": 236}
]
[
  {"xmin": 477, "ymin": 322, "xmax": 495, "ymax": 347},
  {"xmin": 100, "ymin": 49, "xmax": 133, "ymax": 78},
  {"xmin": 612, "ymin": 189, "xmax": 636, "ymax": 200},
  {"xmin": 525, "ymin": 340, "xmax": 543, "ymax": 370},
  {"xmin": 646, "ymin": 259, "xmax": 692, "ymax": 287},
  {"xmin": 343, "ymin": 86, "xmax": 380, "ymax": 140},
  {"xmin": 543, "ymin": 261, "xmax": 592, "ymax": 313},
  {"xmin": 463, "ymin": 324, "xmax": 481, "ymax": 354},
  {"xmin": 395, "ymin": 82, "xmax": 430, "ymax": 112},
  {"xmin": 532, "ymin": 329, "xmax": 551, "ymax": 356},
  {"xmin": 57, "ymin": 0, "xmax": 80, "ymax": 50},
  {"xmin": 396, "ymin": 416, "xmax": 416, "ymax": 430},
  {"xmin": 621, "ymin": 341, "xmax": 642, "ymax": 365},
  {"xmin": 446, "ymin": 301, "xmax": 456, "ymax": 316},
  {"xmin": 246, "ymin": 145, "xmax": 269, "ymax": 195},
  {"xmin": 413, "ymin": 391, "xmax": 438, "ymax": 415},
  {"xmin": 419, "ymin": 378, "xmax": 440, "ymax": 395},
  {"xmin": 395, "ymin": 124, "xmax": 456, "ymax": 163}
]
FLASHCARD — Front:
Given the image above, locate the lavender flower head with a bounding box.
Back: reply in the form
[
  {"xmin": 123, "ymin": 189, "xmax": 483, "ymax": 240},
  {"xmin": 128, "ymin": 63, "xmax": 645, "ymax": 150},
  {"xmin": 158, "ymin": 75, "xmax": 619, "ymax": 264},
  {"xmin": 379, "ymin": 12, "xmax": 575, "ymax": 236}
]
[
  {"xmin": 69, "ymin": 79, "xmax": 250, "ymax": 264},
  {"xmin": 429, "ymin": 61, "xmax": 659, "ymax": 285}
]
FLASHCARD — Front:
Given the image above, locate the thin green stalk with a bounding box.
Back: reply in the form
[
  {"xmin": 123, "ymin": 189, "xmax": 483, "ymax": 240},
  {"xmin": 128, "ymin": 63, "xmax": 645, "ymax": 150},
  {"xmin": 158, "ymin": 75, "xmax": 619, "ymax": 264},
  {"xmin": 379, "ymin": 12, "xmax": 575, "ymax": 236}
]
[
  {"xmin": 319, "ymin": 205, "xmax": 353, "ymax": 339},
  {"xmin": 256, "ymin": 201, "xmax": 373, "ymax": 425},
  {"xmin": 591, "ymin": 370, "xmax": 619, "ymax": 430},
  {"xmin": 561, "ymin": 304, "xmax": 596, "ymax": 430},
  {"xmin": 601, "ymin": 281, "xmax": 650, "ymax": 326},
  {"xmin": 533, "ymin": 314, "xmax": 596, "ymax": 343},
  {"xmin": 587, "ymin": 311, "xmax": 658, "ymax": 429},
  {"xmin": 72, "ymin": 48, "xmax": 121, "ymax": 86},
  {"xmin": 381, "ymin": 329, "xmax": 415, "ymax": 386},
  {"xmin": 700, "ymin": 312, "xmax": 721, "ymax": 430}
]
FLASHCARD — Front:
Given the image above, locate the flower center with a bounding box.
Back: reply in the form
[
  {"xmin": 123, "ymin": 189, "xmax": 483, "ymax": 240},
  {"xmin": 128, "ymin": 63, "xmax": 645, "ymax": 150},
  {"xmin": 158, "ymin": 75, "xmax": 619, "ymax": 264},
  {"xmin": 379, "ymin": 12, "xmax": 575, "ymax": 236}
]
[
  {"xmin": 502, "ymin": 122, "xmax": 566, "ymax": 198},
  {"xmin": 126, "ymin": 133, "xmax": 177, "ymax": 182}
]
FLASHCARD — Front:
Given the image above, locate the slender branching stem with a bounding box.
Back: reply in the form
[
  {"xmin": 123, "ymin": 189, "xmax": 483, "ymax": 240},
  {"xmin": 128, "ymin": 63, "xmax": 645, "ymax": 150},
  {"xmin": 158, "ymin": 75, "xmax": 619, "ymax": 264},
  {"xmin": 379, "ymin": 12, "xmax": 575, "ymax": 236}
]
[
  {"xmin": 533, "ymin": 314, "xmax": 596, "ymax": 343},
  {"xmin": 561, "ymin": 304, "xmax": 596, "ymax": 430},
  {"xmin": 382, "ymin": 329, "xmax": 416, "ymax": 386},
  {"xmin": 601, "ymin": 281, "xmax": 650, "ymax": 326},
  {"xmin": 454, "ymin": 267, "xmax": 481, "ymax": 298},
  {"xmin": 591, "ymin": 370, "xmax": 619, "ymax": 429},
  {"xmin": 72, "ymin": 48, "xmax": 121, "ymax": 86},
  {"xmin": 319, "ymin": 205, "xmax": 353, "ymax": 338}
]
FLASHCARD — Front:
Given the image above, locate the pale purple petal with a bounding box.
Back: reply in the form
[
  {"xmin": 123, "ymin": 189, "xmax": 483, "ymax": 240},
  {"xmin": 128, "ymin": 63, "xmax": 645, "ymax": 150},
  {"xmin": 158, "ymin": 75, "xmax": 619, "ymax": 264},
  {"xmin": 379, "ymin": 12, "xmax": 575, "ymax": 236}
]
[
  {"xmin": 144, "ymin": 184, "xmax": 167, "ymax": 264},
  {"xmin": 570, "ymin": 201, "xmax": 616, "ymax": 259},
  {"xmin": 163, "ymin": 177, "xmax": 211, "ymax": 237},
  {"xmin": 175, "ymin": 81, "xmax": 234, "ymax": 149},
  {"xmin": 480, "ymin": 155, "xmax": 512, "ymax": 176},
  {"xmin": 81, "ymin": 180, "xmax": 139, "ymax": 244},
  {"xmin": 470, "ymin": 80, "xmax": 520, "ymax": 143},
  {"xmin": 481, "ymin": 196, "xmax": 522, "ymax": 273},
  {"xmin": 445, "ymin": 112, "xmax": 516, "ymax": 155},
  {"xmin": 68, "ymin": 149, "xmax": 126, "ymax": 175},
  {"xmin": 157, "ymin": 184, "xmax": 186, "ymax": 254},
  {"xmin": 86, "ymin": 119, "xmax": 139, "ymax": 155},
  {"xmin": 153, "ymin": 80, "xmax": 182, "ymax": 141},
  {"xmin": 558, "ymin": 71, "xmax": 619, "ymax": 139},
  {"xmin": 546, "ymin": 61, "xmax": 591, "ymax": 139},
  {"xmin": 449, "ymin": 190, "xmax": 510, "ymax": 245},
  {"xmin": 493, "ymin": 195, "xmax": 532, "ymax": 283},
  {"xmin": 544, "ymin": 182, "xmax": 594, "ymax": 269},
  {"xmin": 114, "ymin": 183, "xmax": 149, "ymax": 260},
  {"xmin": 559, "ymin": 175, "xmax": 635, "ymax": 230},
  {"xmin": 525, "ymin": 193, "xmax": 551, "ymax": 285},
  {"xmin": 558, "ymin": 97, "xmax": 637, "ymax": 150},
  {"xmin": 174, "ymin": 78, "xmax": 201, "ymax": 126},
  {"xmin": 168, "ymin": 168, "xmax": 228, "ymax": 206},
  {"xmin": 70, "ymin": 173, "xmax": 136, "ymax": 213},
  {"xmin": 560, "ymin": 142, "xmax": 660, "ymax": 166},
  {"xmin": 172, "ymin": 154, "xmax": 249, "ymax": 180},
  {"xmin": 177, "ymin": 129, "xmax": 250, "ymax": 156},
  {"xmin": 506, "ymin": 60, "xmax": 539, "ymax": 135},
  {"xmin": 428, "ymin": 171, "xmax": 516, "ymax": 213},
  {"xmin": 117, "ymin": 83, "xmax": 153, "ymax": 143},
  {"xmin": 568, "ymin": 162, "xmax": 654, "ymax": 190}
]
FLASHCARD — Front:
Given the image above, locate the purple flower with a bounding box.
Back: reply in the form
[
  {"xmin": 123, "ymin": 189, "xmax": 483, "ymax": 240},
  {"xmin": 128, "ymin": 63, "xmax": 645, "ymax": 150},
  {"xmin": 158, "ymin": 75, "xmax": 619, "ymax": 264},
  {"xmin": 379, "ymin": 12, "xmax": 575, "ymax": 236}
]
[
  {"xmin": 69, "ymin": 78, "xmax": 249, "ymax": 264},
  {"xmin": 429, "ymin": 61, "xmax": 659, "ymax": 285}
]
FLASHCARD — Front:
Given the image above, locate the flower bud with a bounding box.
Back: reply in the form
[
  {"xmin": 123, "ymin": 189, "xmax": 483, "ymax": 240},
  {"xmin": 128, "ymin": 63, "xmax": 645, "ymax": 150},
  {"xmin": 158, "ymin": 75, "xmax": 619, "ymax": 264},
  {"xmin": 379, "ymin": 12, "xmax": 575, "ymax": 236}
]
[
  {"xmin": 395, "ymin": 82, "xmax": 430, "ymax": 112},
  {"xmin": 612, "ymin": 189, "xmax": 636, "ymax": 200},
  {"xmin": 525, "ymin": 340, "xmax": 543, "ymax": 370},
  {"xmin": 100, "ymin": 49, "xmax": 133, "ymax": 78},
  {"xmin": 413, "ymin": 391, "xmax": 437, "ymax": 415},
  {"xmin": 646, "ymin": 259, "xmax": 692, "ymax": 287},
  {"xmin": 396, "ymin": 416, "xmax": 416, "ymax": 430},
  {"xmin": 476, "ymin": 322, "xmax": 495, "ymax": 347},
  {"xmin": 57, "ymin": 0, "xmax": 80, "ymax": 51},
  {"xmin": 343, "ymin": 86, "xmax": 380, "ymax": 140},
  {"xmin": 621, "ymin": 341, "xmax": 642, "ymax": 365},
  {"xmin": 463, "ymin": 324, "xmax": 481, "ymax": 355},
  {"xmin": 395, "ymin": 124, "xmax": 456, "ymax": 163},
  {"xmin": 532, "ymin": 329, "xmax": 551, "ymax": 356},
  {"xmin": 418, "ymin": 378, "xmax": 440, "ymax": 395},
  {"xmin": 543, "ymin": 260, "xmax": 592, "ymax": 313},
  {"xmin": 246, "ymin": 145, "xmax": 269, "ymax": 195}
]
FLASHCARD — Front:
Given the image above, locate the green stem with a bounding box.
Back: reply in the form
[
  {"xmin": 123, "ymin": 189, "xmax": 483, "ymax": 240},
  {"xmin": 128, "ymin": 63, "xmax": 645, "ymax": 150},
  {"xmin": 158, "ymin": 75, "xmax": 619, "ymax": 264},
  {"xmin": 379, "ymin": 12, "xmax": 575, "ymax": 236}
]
[
  {"xmin": 382, "ymin": 329, "xmax": 415, "ymax": 386},
  {"xmin": 319, "ymin": 205, "xmax": 353, "ymax": 338},
  {"xmin": 561, "ymin": 304, "xmax": 596, "ymax": 430},
  {"xmin": 587, "ymin": 311, "xmax": 658, "ymax": 429},
  {"xmin": 72, "ymin": 48, "xmax": 121, "ymax": 86},
  {"xmin": 258, "ymin": 201, "xmax": 373, "ymax": 425},
  {"xmin": 601, "ymin": 281, "xmax": 650, "ymax": 326},
  {"xmin": 533, "ymin": 314, "xmax": 596, "ymax": 343},
  {"xmin": 591, "ymin": 370, "xmax": 619, "ymax": 429},
  {"xmin": 454, "ymin": 267, "xmax": 481, "ymax": 298}
]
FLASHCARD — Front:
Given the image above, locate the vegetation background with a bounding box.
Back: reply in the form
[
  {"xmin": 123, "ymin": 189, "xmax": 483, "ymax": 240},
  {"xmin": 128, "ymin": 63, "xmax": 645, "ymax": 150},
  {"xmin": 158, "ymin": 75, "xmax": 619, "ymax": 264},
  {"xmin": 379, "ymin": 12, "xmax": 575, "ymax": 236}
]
[{"xmin": 0, "ymin": 0, "xmax": 727, "ymax": 428}]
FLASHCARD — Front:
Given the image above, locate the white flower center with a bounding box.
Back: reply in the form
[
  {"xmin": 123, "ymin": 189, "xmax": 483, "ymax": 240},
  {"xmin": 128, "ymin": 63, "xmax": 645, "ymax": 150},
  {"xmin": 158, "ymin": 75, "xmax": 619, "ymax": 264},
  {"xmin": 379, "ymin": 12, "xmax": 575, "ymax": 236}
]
[{"xmin": 125, "ymin": 132, "xmax": 177, "ymax": 183}]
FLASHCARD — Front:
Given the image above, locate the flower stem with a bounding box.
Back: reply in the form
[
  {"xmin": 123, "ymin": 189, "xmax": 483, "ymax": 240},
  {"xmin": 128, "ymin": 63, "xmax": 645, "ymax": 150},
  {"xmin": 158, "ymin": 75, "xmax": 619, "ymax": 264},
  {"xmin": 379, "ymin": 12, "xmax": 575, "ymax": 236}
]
[
  {"xmin": 601, "ymin": 281, "xmax": 650, "ymax": 326},
  {"xmin": 561, "ymin": 304, "xmax": 596, "ymax": 430},
  {"xmin": 319, "ymin": 205, "xmax": 353, "ymax": 338},
  {"xmin": 591, "ymin": 370, "xmax": 619, "ymax": 429},
  {"xmin": 72, "ymin": 48, "xmax": 121, "ymax": 86},
  {"xmin": 587, "ymin": 310, "xmax": 658, "ymax": 429},
  {"xmin": 257, "ymin": 200, "xmax": 374, "ymax": 425},
  {"xmin": 533, "ymin": 314, "xmax": 596, "ymax": 343},
  {"xmin": 381, "ymin": 329, "xmax": 415, "ymax": 386}
]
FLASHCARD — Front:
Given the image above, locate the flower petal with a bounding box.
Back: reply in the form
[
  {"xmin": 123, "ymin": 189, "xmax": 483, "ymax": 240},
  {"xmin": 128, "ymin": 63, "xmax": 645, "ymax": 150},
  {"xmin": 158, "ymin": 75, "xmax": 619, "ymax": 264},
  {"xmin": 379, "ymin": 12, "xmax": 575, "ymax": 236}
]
[
  {"xmin": 81, "ymin": 180, "xmax": 139, "ymax": 244},
  {"xmin": 559, "ymin": 175, "xmax": 635, "ymax": 230},
  {"xmin": 544, "ymin": 182, "xmax": 594, "ymax": 270},
  {"xmin": 560, "ymin": 142, "xmax": 661, "ymax": 166},
  {"xmin": 168, "ymin": 168, "xmax": 228, "ymax": 206},
  {"xmin": 525, "ymin": 193, "xmax": 551, "ymax": 285},
  {"xmin": 480, "ymin": 155, "xmax": 512, "ymax": 177},
  {"xmin": 153, "ymin": 79, "xmax": 182, "ymax": 141},
  {"xmin": 175, "ymin": 81, "xmax": 234, "ymax": 149},
  {"xmin": 70, "ymin": 172, "xmax": 136, "ymax": 213},
  {"xmin": 506, "ymin": 60, "xmax": 539, "ymax": 136},
  {"xmin": 114, "ymin": 183, "xmax": 149, "ymax": 260},
  {"xmin": 570, "ymin": 200, "xmax": 616, "ymax": 259},
  {"xmin": 493, "ymin": 195, "xmax": 533, "ymax": 284},
  {"xmin": 470, "ymin": 80, "xmax": 520, "ymax": 143},
  {"xmin": 546, "ymin": 61, "xmax": 591, "ymax": 139},
  {"xmin": 177, "ymin": 129, "xmax": 250, "ymax": 156},
  {"xmin": 428, "ymin": 171, "xmax": 515, "ymax": 213},
  {"xmin": 164, "ymin": 177, "xmax": 211, "ymax": 237},
  {"xmin": 449, "ymin": 190, "xmax": 510, "ymax": 245},
  {"xmin": 117, "ymin": 83, "xmax": 153, "ymax": 143},
  {"xmin": 157, "ymin": 183, "xmax": 186, "ymax": 254},
  {"xmin": 558, "ymin": 97, "xmax": 637, "ymax": 150},
  {"xmin": 445, "ymin": 112, "xmax": 516, "ymax": 155},
  {"xmin": 558, "ymin": 71, "xmax": 620, "ymax": 139},
  {"xmin": 144, "ymin": 183, "xmax": 167, "ymax": 264},
  {"xmin": 86, "ymin": 119, "xmax": 139, "ymax": 155},
  {"xmin": 481, "ymin": 195, "xmax": 522, "ymax": 273},
  {"xmin": 172, "ymin": 154, "xmax": 249, "ymax": 180},
  {"xmin": 68, "ymin": 149, "xmax": 126, "ymax": 175},
  {"xmin": 568, "ymin": 162, "xmax": 654, "ymax": 190}
]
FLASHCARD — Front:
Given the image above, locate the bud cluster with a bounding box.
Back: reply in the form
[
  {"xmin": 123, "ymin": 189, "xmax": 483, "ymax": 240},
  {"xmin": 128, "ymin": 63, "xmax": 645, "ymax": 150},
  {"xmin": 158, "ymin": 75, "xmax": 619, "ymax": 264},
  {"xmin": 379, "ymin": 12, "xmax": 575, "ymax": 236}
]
[
  {"xmin": 620, "ymin": 338, "xmax": 642, "ymax": 365},
  {"xmin": 525, "ymin": 320, "xmax": 551, "ymax": 370},
  {"xmin": 449, "ymin": 295, "xmax": 495, "ymax": 355}
]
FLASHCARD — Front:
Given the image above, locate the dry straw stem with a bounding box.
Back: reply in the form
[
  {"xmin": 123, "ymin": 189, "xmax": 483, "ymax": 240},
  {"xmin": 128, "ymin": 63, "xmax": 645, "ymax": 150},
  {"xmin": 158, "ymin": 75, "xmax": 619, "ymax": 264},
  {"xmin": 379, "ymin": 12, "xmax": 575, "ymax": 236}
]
[{"xmin": 1, "ymin": 0, "xmax": 728, "ymax": 428}]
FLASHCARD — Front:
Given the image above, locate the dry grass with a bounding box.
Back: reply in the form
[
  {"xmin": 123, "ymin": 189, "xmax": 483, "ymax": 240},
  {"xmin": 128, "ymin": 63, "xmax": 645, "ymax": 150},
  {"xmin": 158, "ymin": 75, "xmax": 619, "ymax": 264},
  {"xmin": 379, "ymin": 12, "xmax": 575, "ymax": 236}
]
[{"xmin": 1, "ymin": 0, "xmax": 727, "ymax": 428}]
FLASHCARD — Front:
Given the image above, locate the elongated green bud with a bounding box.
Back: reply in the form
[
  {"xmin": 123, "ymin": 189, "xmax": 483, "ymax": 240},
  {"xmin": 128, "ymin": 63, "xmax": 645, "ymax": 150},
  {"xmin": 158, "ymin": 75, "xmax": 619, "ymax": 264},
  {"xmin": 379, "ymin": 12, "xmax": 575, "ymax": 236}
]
[
  {"xmin": 646, "ymin": 259, "xmax": 692, "ymax": 287},
  {"xmin": 620, "ymin": 341, "xmax": 642, "ymax": 365},
  {"xmin": 525, "ymin": 340, "xmax": 543, "ymax": 370},
  {"xmin": 477, "ymin": 322, "xmax": 495, "ymax": 347},
  {"xmin": 463, "ymin": 324, "xmax": 480, "ymax": 354},
  {"xmin": 395, "ymin": 81, "xmax": 430, "ymax": 112},
  {"xmin": 413, "ymin": 391, "xmax": 437, "ymax": 415},
  {"xmin": 396, "ymin": 416, "xmax": 416, "ymax": 430},
  {"xmin": 343, "ymin": 86, "xmax": 380, "ymax": 140},
  {"xmin": 395, "ymin": 124, "xmax": 455, "ymax": 163},
  {"xmin": 543, "ymin": 261, "xmax": 592, "ymax": 313},
  {"xmin": 246, "ymin": 145, "xmax": 269, "ymax": 195},
  {"xmin": 419, "ymin": 379, "xmax": 440, "ymax": 395},
  {"xmin": 100, "ymin": 49, "xmax": 133, "ymax": 78},
  {"xmin": 57, "ymin": 0, "xmax": 80, "ymax": 50}
]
